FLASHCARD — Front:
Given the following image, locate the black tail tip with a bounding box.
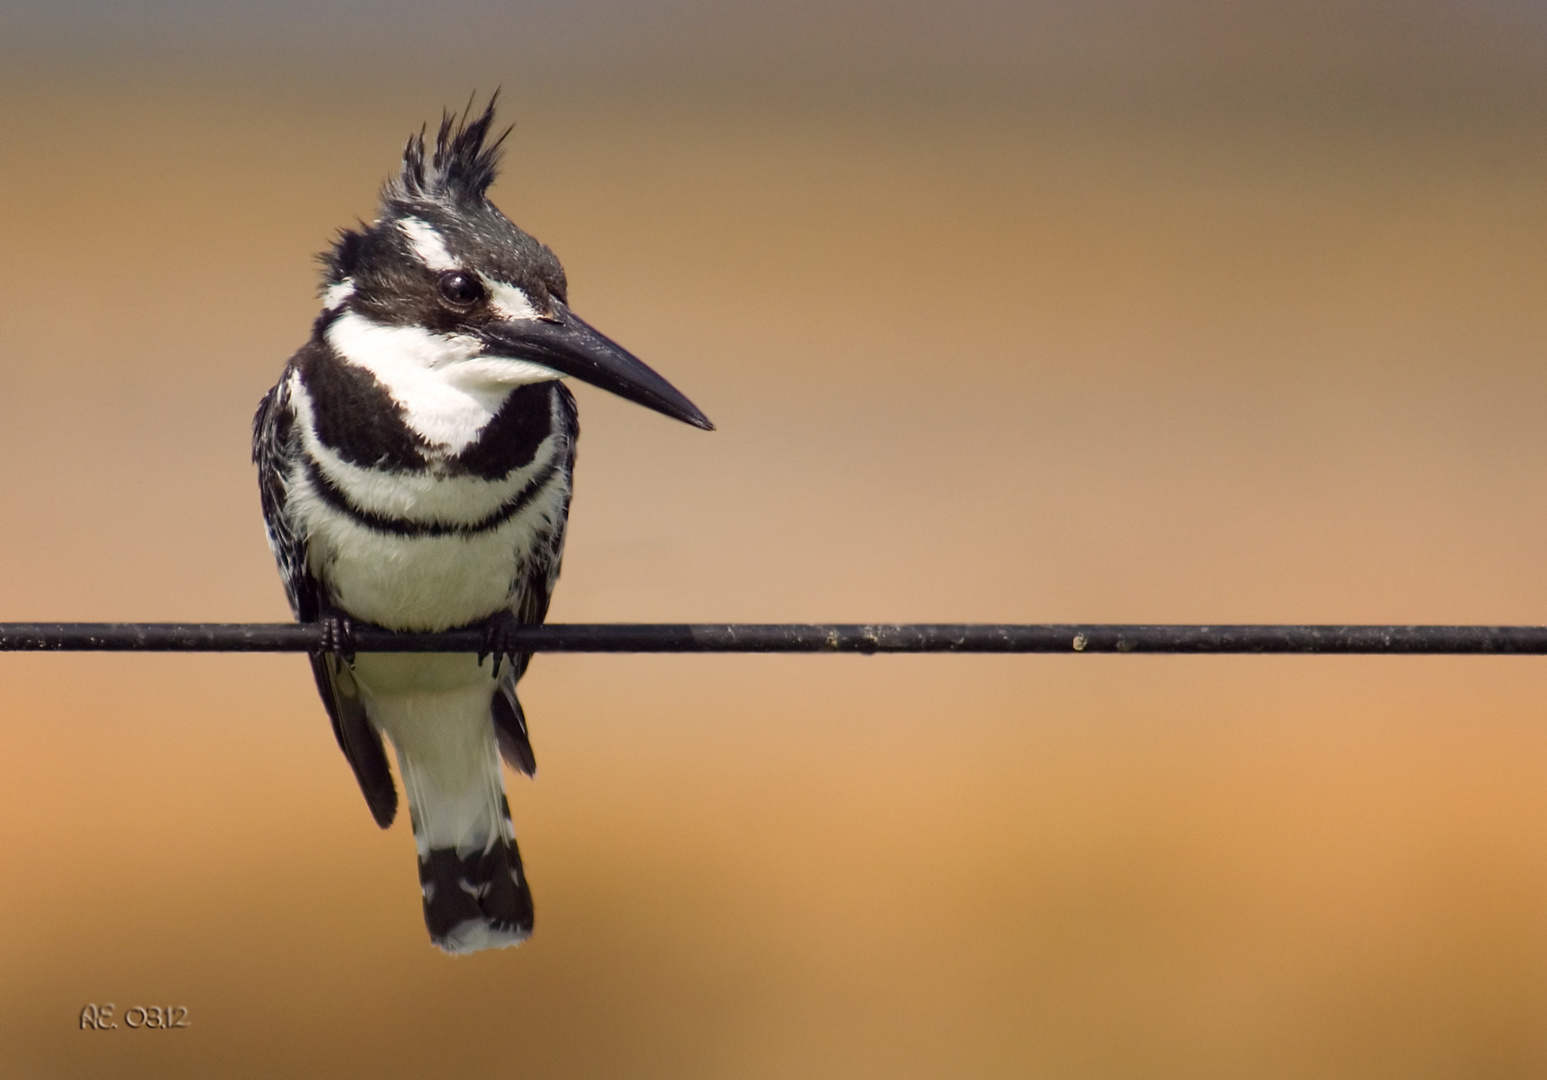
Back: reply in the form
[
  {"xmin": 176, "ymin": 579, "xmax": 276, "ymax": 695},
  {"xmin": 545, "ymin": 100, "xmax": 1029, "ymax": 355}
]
[{"xmin": 419, "ymin": 843, "xmax": 534, "ymax": 954}]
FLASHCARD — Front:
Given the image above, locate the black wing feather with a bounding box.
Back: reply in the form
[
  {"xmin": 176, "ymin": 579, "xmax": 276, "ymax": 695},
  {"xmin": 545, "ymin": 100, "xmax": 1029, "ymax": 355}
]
[
  {"xmin": 490, "ymin": 383, "xmax": 579, "ymax": 776},
  {"xmin": 254, "ymin": 371, "xmax": 399, "ymax": 828}
]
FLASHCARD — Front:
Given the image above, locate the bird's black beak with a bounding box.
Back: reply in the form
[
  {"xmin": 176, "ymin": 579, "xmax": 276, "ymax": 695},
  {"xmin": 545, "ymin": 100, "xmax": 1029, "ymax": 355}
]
[{"xmin": 479, "ymin": 302, "xmax": 713, "ymax": 431}]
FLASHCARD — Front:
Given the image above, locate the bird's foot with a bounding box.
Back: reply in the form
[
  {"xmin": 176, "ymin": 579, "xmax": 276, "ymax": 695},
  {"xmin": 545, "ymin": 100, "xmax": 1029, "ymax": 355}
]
[
  {"xmin": 478, "ymin": 610, "xmax": 526, "ymax": 679},
  {"xmin": 318, "ymin": 607, "xmax": 357, "ymax": 671}
]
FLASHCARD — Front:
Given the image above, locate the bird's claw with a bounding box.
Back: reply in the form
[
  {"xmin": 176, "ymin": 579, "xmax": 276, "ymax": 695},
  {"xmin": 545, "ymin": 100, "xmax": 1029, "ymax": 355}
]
[
  {"xmin": 319, "ymin": 609, "xmax": 357, "ymax": 672},
  {"xmin": 478, "ymin": 611, "xmax": 525, "ymax": 679}
]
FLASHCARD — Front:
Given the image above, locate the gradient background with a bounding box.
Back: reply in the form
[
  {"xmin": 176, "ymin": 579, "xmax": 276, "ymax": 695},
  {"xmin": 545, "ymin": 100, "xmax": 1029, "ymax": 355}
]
[{"xmin": 3, "ymin": 2, "xmax": 1547, "ymax": 1076}]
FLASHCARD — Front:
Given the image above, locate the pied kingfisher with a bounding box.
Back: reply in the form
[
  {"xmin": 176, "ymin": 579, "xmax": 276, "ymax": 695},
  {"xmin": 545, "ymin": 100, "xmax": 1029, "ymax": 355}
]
[{"xmin": 253, "ymin": 98, "xmax": 712, "ymax": 953}]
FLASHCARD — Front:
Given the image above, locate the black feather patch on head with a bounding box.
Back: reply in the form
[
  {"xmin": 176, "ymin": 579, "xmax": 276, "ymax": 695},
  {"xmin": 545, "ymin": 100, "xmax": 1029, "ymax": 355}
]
[
  {"xmin": 318, "ymin": 226, "xmax": 365, "ymax": 286},
  {"xmin": 389, "ymin": 93, "xmax": 511, "ymax": 206}
]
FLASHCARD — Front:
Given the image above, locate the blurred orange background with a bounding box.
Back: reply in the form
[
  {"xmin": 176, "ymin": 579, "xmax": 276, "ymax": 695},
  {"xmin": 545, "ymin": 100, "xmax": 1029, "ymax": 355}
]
[{"xmin": 3, "ymin": 3, "xmax": 1547, "ymax": 1076}]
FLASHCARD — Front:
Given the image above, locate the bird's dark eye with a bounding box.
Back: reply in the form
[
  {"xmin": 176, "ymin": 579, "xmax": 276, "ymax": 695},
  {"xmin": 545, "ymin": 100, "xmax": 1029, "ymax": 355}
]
[{"xmin": 437, "ymin": 270, "xmax": 484, "ymax": 307}]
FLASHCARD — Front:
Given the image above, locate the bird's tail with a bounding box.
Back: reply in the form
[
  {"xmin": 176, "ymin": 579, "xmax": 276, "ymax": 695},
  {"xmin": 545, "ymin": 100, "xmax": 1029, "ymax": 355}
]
[{"xmin": 394, "ymin": 729, "xmax": 533, "ymax": 954}]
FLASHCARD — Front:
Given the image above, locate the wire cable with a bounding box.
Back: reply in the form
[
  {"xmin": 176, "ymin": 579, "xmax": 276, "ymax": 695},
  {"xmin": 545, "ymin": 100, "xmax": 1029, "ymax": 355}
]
[{"xmin": 1, "ymin": 623, "xmax": 1544, "ymax": 654}]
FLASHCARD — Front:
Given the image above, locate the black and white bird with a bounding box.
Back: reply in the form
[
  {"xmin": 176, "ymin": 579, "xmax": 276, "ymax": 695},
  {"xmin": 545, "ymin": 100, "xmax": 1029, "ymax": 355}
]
[{"xmin": 252, "ymin": 99, "xmax": 712, "ymax": 953}]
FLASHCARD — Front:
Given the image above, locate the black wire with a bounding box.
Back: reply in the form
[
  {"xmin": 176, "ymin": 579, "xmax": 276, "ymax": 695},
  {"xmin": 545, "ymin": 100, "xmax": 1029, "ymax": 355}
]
[{"xmin": 0, "ymin": 623, "xmax": 1545, "ymax": 654}]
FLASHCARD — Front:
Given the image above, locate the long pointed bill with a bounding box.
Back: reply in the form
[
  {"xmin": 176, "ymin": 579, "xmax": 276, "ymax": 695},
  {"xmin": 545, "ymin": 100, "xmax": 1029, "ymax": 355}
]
[{"xmin": 479, "ymin": 302, "xmax": 713, "ymax": 430}]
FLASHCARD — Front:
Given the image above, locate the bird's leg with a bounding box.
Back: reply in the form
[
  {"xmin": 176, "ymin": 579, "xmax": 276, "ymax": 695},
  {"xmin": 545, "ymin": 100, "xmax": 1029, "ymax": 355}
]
[
  {"xmin": 478, "ymin": 610, "xmax": 526, "ymax": 679},
  {"xmin": 318, "ymin": 605, "xmax": 358, "ymax": 672}
]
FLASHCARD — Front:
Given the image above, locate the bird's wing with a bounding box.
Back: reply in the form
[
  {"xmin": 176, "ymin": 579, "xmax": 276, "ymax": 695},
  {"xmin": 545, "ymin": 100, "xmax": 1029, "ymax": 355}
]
[
  {"xmin": 252, "ymin": 374, "xmax": 315, "ymax": 622},
  {"xmin": 253, "ymin": 372, "xmax": 398, "ymax": 828},
  {"xmin": 491, "ymin": 383, "xmax": 579, "ymax": 776}
]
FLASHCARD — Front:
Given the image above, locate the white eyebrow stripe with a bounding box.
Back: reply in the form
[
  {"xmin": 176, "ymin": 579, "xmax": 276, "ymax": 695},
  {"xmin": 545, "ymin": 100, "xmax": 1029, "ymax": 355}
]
[
  {"xmin": 485, "ymin": 280, "xmax": 540, "ymax": 322},
  {"xmin": 398, "ymin": 218, "xmax": 458, "ymax": 271}
]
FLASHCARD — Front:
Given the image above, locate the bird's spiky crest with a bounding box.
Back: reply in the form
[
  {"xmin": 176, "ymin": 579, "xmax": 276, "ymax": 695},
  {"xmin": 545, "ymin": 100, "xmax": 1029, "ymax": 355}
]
[
  {"xmin": 319, "ymin": 95, "xmax": 514, "ymax": 287},
  {"xmin": 388, "ymin": 93, "xmax": 511, "ymax": 206}
]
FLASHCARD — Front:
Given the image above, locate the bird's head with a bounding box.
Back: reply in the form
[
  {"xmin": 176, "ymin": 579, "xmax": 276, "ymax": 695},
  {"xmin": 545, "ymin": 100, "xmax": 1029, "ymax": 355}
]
[{"xmin": 315, "ymin": 96, "xmax": 712, "ymax": 431}]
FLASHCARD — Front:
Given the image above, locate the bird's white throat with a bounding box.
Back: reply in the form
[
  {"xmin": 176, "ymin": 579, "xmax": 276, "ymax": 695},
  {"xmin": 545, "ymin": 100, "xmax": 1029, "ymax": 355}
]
[{"xmin": 326, "ymin": 310, "xmax": 559, "ymax": 453}]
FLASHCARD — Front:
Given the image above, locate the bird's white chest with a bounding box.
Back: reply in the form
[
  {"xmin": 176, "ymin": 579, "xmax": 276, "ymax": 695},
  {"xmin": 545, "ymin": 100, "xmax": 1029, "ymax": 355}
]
[
  {"xmin": 292, "ymin": 475, "xmax": 568, "ymax": 632},
  {"xmin": 311, "ymin": 525, "xmax": 525, "ymax": 631},
  {"xmin": 284, "ymin": 372, "xmax": 570, "ymax": 632}
]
